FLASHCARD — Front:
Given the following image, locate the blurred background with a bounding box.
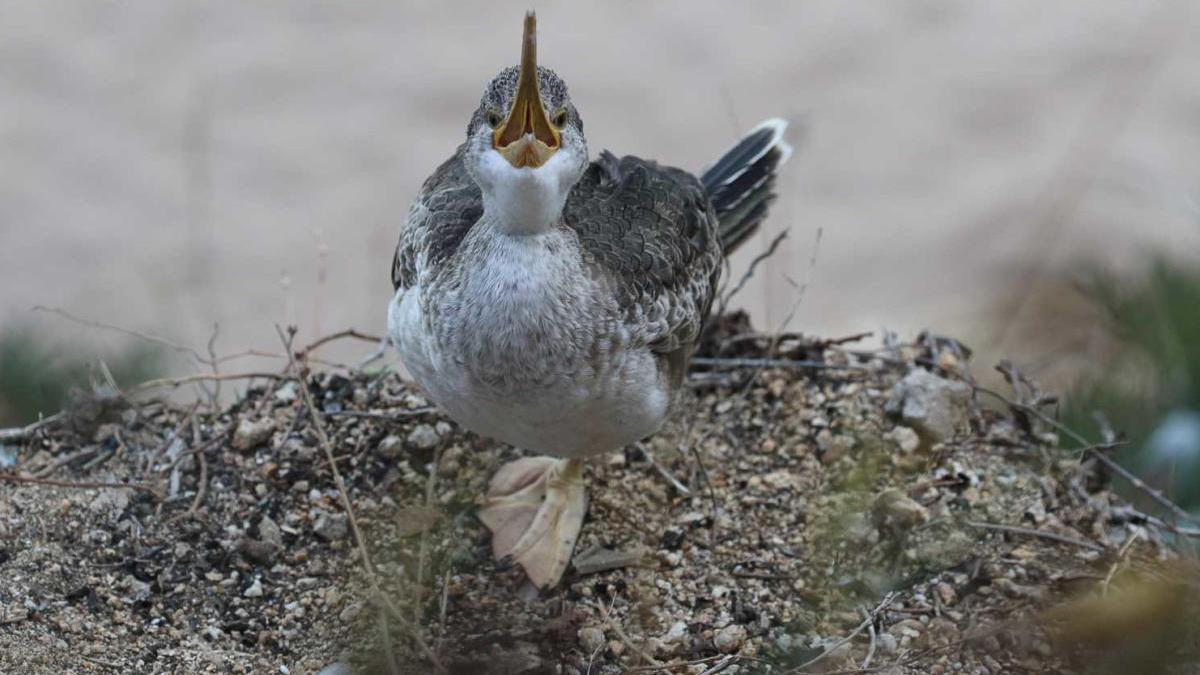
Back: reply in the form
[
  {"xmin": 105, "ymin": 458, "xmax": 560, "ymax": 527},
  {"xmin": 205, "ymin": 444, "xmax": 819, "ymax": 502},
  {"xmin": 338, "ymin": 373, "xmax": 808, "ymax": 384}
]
[{"xmin": 2, "ymin": 1, "xmax": 1199, "ymax": 500}]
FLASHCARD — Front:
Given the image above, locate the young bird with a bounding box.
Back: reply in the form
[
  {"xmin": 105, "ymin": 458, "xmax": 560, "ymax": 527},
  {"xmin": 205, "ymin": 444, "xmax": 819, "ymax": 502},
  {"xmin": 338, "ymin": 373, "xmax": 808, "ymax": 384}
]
[{"xmin": 388, "ymin": 12, "xmax": 792, "ymax": 589}]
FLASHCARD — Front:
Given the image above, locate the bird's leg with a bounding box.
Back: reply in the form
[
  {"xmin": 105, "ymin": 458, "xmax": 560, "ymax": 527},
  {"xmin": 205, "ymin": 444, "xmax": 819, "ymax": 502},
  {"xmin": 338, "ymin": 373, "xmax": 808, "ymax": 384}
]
[{"xmin": 477, "ymin": 457, "xmax": 586, "ymax": 589}]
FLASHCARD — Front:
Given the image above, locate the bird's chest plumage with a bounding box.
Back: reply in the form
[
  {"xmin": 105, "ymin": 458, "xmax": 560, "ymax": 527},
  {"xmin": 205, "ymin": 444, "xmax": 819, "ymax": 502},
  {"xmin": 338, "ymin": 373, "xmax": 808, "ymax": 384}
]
[{"xmin": 388, "ymin": 226, "xmax": 671, "ymax": 457}]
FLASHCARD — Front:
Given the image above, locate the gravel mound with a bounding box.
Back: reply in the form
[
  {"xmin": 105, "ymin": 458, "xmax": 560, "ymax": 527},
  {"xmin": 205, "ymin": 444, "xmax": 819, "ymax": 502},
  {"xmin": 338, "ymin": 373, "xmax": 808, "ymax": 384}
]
[{"xmin": 1, "ymin": 316, "xmax": 1193, "ymax": 674}]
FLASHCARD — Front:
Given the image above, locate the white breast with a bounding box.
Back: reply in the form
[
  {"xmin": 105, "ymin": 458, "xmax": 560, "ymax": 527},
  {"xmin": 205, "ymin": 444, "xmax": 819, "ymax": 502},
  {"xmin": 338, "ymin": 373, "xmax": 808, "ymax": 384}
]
[{"xmin": 387, "ymin": 224, "xmax": 671, "ymax": 458}]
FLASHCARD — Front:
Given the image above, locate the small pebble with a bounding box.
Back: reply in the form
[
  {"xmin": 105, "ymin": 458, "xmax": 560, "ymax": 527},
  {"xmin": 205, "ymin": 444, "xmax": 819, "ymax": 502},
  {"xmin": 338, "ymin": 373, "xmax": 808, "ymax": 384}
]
[
  {"xmin": 243, "ymin": 579, "xmax": 264, "ymax": 598},
  {"xmin": 578, "ymin": 626, "xmax": 605, "ymax": 653},
  {"xmin": 377, "ymin": 435, "xmax": 405, "ymax": 459},
  {"xmin": 406, "ymin": 424, "xmax": 440, "ymax": 450},
  {"xmin": 233, "ymin": 418, "xmax": 276, "ymax": 451},
  {"xmin": 313, "ymin": 513, "xmax": 348, "ymax": 542},
  {"xmin": 714, "ymin": 624, "xmax": 746, "ymax": 653}
]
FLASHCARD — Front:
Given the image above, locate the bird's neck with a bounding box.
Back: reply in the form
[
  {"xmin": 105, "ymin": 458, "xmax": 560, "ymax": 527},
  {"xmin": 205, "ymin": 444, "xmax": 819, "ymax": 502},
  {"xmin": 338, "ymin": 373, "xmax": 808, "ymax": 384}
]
[{"xmin": 478, "ymin": 151, "xmax": 578, "ymax": 235}]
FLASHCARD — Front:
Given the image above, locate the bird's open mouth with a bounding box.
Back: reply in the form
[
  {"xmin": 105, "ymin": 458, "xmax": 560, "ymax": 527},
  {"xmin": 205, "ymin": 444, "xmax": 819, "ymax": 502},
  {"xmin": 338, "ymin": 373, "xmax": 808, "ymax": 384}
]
[{"xmin": 492, "ymin": 12, "xmax": 560, "ymax": 169}]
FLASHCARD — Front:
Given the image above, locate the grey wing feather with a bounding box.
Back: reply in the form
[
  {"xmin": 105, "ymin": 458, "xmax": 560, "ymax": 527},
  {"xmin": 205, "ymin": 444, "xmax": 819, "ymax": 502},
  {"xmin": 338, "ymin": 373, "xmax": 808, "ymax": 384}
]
[
  {"xmin": 392, "ymin": 147, "xmax": 483, "ymax": 291},
  {"xmin": 564, "ymin": 151, "xmax": 722, "ymax": 355}
]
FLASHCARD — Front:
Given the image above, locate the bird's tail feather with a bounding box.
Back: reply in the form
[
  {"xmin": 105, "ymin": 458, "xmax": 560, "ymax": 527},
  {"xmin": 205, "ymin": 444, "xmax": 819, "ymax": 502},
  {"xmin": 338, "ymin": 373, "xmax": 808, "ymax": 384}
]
[{"xmin": 700, "ymin": 118, "xmax": 793, "ymax": 257}]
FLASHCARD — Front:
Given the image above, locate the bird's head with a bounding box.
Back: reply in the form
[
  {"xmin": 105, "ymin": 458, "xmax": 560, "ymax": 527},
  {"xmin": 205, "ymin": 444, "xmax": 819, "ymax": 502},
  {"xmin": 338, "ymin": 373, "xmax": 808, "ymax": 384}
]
[{"xmin": 463, "ymin": 12, "xmax": 588, "ymax": 234}]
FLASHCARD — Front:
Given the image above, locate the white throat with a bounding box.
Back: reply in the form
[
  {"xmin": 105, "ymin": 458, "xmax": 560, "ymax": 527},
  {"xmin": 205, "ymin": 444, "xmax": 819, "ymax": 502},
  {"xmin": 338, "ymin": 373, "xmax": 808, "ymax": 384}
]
[{"xmin": 477, "ymin": 145, "xmax": 578, "ymax": 234}]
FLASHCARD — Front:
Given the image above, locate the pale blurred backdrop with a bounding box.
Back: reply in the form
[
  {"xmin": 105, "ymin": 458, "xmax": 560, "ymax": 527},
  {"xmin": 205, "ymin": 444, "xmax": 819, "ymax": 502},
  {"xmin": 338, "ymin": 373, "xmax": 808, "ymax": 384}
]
[{"xmin": 3, "ymin": 1, "xmax": 1199, "ymax": 385}]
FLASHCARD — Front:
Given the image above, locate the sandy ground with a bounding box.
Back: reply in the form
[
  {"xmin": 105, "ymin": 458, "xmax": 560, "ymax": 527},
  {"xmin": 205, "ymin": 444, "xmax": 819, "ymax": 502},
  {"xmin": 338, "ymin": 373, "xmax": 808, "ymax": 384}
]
[{"xmin": 2, "ymin": 1, "xmax": 1200, "ymax": 373}]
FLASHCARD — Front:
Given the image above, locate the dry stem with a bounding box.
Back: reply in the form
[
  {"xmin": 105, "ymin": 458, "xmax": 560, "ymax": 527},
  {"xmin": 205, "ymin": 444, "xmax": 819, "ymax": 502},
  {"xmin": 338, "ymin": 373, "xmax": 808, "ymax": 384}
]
[
  {"xmin": 0, "ymin": 473, "xmax": 161, "ymax": 498},
  {"xmin": 294, "ymin": 328, "xmax": 382, "ymax": 362},
  {"xmin": 968, "ymin": 520, "xmax": 1105, "ymax": 553},
  {"xmin": 786, "ymin": 592, "xmax": 897, "ymax": 674},
  {"xmin": 134, "ymin": 372, "xmax": 285, "ymax": 392},
  {"xmin": 975, "ymin": 385, "xmax": 1200, "ymax": 526},
  {"xmin": 0, "ymin": 412, "xmax": 64, "ymax": 444}
]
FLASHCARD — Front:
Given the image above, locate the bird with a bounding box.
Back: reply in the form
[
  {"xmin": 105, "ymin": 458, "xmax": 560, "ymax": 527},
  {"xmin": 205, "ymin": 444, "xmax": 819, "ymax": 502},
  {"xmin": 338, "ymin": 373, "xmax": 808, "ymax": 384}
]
[{"xmin": 387, "ymin": 11, "xmax": 792, "ymax": 590}]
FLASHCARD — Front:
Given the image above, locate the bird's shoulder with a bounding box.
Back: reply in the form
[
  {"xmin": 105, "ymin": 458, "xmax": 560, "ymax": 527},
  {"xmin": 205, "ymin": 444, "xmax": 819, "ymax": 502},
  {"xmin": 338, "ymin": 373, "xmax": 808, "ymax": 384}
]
[
  {"xmin": 391, "ymin": 147, "xmax": 482, "ymax": 291},
  {"xmin": 564, "ymin": 151, "xmax": 722, "ymax": 354}
]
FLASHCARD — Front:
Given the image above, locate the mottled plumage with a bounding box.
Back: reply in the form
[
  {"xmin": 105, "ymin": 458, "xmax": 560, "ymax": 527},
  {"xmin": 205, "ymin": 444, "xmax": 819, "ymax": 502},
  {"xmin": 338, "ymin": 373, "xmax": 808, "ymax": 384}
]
[
  {"xmin": 385, "ymin": 18, "xmax": 791, "ymax": 589},
  {"xmin": 392, "ymin": 146, "xmax": 722, "ymax": 373}
]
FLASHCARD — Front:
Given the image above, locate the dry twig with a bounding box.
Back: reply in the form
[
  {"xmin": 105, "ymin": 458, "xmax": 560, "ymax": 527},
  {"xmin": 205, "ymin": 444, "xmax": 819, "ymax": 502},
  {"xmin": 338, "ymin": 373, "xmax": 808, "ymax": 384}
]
[
  {"xmin": 690, "ymin": 357, "xmax": 866, "ymax": 372},
  {"xmin": 186, "ymin": 450, "xmax": 209, "ymax": 516},
  {"xmin": 786, "ymin": 592, "xmax": 897, "ymax": 674},
  {"xmin": 0, "ymin": 473, "xmax": 161, "ymax": 498},
  {"xmin": 294, "ymin": 328, "xmax": 383, "ymax": 362},
  {"xmin": 133, "ymin": 371, "xmax": 286, "ymax": 392},
  {"xmin": 33, "ymin": 305, "xmax": 205, "ymax": 364},
  {"xmin": 715, "ymin": 229, "xmax": 789, "ymax": 318},
  {"xmin": 0, "ymin": 413, "xmax": 63, "ymax": 444},
  {"xmin": 1102, "ymin": 530, "xmax": 1141, "ymax": 596},
  {"xmin": 861, "ymin": 606, "xmax": 878, "ymax": 670},
  {"xmin": 975, "ymin": 385, "xmax": 1200, "ymax": 526},
  {"xmin": 967, "ymin": 520, "xmax": 1105, "ymax": 553}
]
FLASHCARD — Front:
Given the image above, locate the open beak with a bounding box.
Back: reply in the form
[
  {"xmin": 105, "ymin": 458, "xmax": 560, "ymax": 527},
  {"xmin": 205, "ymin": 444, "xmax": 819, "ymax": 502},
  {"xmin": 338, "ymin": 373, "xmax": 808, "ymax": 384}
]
[{"xmin": 492, "ymin": 11, "xmax": 560, "ymax": 169}]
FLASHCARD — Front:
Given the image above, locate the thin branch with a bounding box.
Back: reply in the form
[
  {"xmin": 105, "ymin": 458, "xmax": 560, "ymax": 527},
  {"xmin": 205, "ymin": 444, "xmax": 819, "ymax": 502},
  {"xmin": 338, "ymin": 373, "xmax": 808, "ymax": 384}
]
[
  {"xmin": 716, "ymin": 229, "xmax": 789, "ymax": 316},
  {"xmin": 786, "ymin": 592, "xmax": 897, "ymax": 674},
  {"xmin": 133, "ymin": 371, "xmax": 285, "ymax": 392},
  {"xmin": 0, "ymin": 412, "xmax": 63, "ymax": 444},
  {"xmin": 812, "ymin": 331, "xmax": 876, "ymax": 349},
  {"xmin": 325, "ymin": 408, "xmax": 437, "ymax": 420},
  {"xmin": 974, "ymin": 385, "xmax": 1200, "ymax": 526},
  {"xmin": 31, "ymin": 446, "xmax": 98, "ymax": 478},
  {"xmin": 690, "ymin": 357, "xmax": 866, "ymax": 372},
  {"xmin": 295, "ymin": 328, "xmax": 383, "ymax": 362},
  {"xmin": 648, "ymin": 453, "xmax": 691, "ymax": 496},
  {"xmin": 185, "ymin": 449, "xmax": 209, "ymax": 516},
  {"xmin": 967, "ymin": 520, "xmax": 1105, "ymax": 553},
  {"xmin": 1112, "ymin": 505, "xmax": 1200, "ymax": 539},
  {"xmin": 213, "ymin": 349, "xmax": 286, "ymax": 365},
  {"xmin": 861, "ymin": 606, "xmax": 878, "ymax": 670},
  {"xmin": 624, "ymin": 655, "xmax": 731, "ymax": 674},
  {"xmin": 32, "ymin": 305, "xmax": 207, "ymax": 365},
  {"xmin": 1102, "ymin": 530, "xmax": 1141, "ymax": 596},
  {"xmin": 731, "ymin": 571, "xmax": 797, "ymax": 581},
  {"xmin": 205, "ymin": 322, "xmax": 222, "ymax": 409},
  {"xmin": 0, "ymin": 473, "xmax": 161, "ymax": 498},
  {"xmin": 697, "ymin": 655, "xmax": 739, "ymax": 675}
]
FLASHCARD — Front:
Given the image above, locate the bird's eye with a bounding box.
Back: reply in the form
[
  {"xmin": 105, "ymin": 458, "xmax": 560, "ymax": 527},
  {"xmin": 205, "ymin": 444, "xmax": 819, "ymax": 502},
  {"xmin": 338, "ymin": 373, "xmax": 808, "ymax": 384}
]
[
  {"xmin": 551, "ymin": 109, "xmax": 568, "ymax": 128},
  {"xmin": 486, "ymin": 111, "xmax": 503, "ymax": 128}
]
